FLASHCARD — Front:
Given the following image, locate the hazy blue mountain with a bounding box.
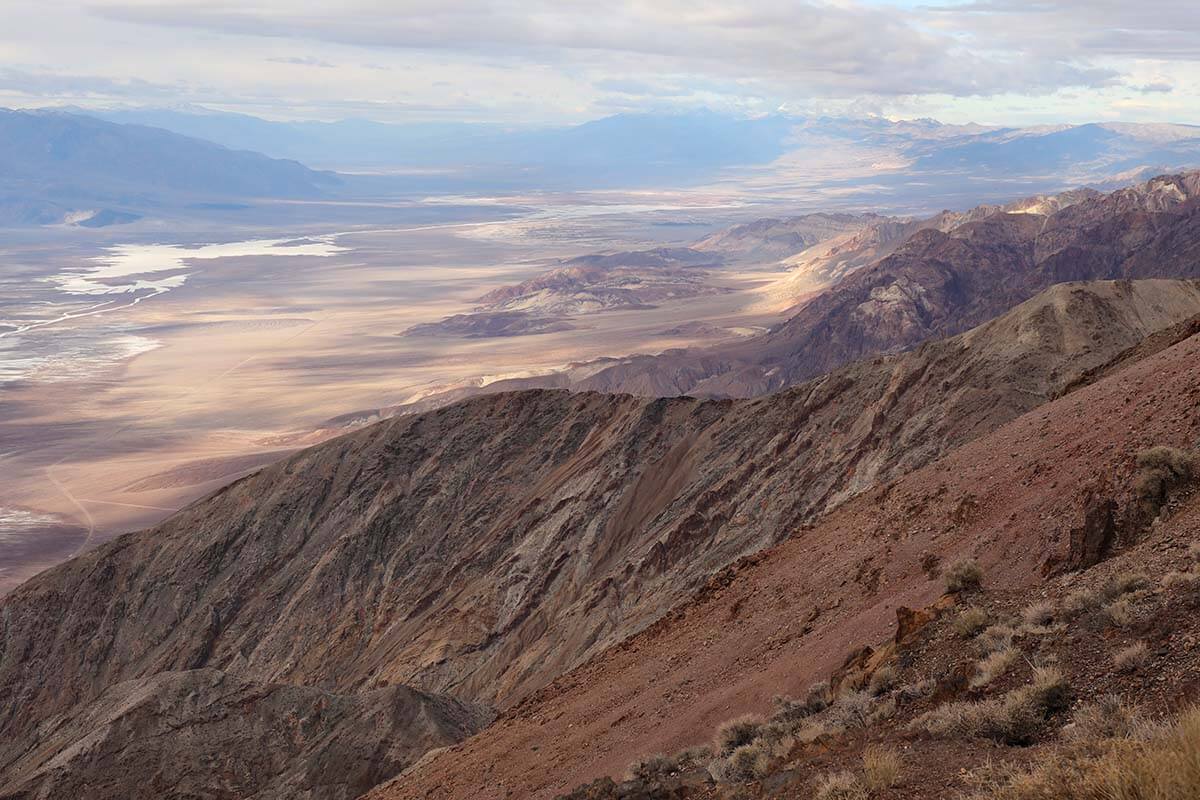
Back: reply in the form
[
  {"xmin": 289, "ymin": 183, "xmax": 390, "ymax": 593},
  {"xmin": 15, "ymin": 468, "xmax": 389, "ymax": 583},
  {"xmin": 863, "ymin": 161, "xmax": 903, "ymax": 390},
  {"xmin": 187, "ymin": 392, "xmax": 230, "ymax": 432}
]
[{"xmin": 0, "ymin": 108, "xmax": 339, "ymax": 226}]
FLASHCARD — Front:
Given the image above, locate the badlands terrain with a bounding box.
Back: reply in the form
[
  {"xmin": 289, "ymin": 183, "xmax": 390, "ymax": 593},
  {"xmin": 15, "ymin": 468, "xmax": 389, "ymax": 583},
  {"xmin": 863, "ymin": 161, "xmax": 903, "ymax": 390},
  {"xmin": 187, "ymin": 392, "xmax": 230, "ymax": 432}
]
[{"xmin": 1, "ymin": 170, "xmax": 1200, "ymax": 799}]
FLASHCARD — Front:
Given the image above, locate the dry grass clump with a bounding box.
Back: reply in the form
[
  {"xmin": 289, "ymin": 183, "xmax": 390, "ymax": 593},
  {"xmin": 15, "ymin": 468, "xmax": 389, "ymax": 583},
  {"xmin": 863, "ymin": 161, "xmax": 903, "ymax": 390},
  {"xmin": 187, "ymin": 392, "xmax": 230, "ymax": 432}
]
[
  {"xmin": 979, "ymin": 623, "xmax": 1018, "ymax": 654},
  {"xmin": 1189, "ymin": 542, "xmax": 1200, "ymax": 562},
  {"xmin": 714, "ymin": 715, "xmax": 763, "ymax": 756},
  {"xmin": 868, "ymin": 665, "xmax": 898, "ymax": 696},
  {"xmin": 1065, "ymin": 695, "xmax": 1140, "ymax": 742},
  {"xmin": 1061, "ymin": 588, "xmax": 1103, "ymax": 619},
  {"xmin": 897, "ymin": 679, "xmax": 935, "ymax": 702},
  {"xmin": 711, "ymin": 741, "xmax": 770, "ymax": 782},
  {"xmin": 814, "ymin": 770, "xmax": 867, "ymax": 800},
  {"xmin": 945, "ymin": 558, "xmax": 984, "ymax": 593},
  {"xmin": 969, "ymin": 705, "xmax": 1200, "ymax": 800},
  {"xmin": 627, "ymin": 753, "xmax": 676, "ymax": 781},
  {"xmin": 1103, "ymin": 598, "xmax": 1136, "ymax": 628},
  {"xmin": 1022, "ymin": 601, "xmax": 1056, "ymax": 627},
  {"xmin": 1113, "ymin": 641, "xmax": 1149, "ymax": 673},
  {"xmin": 804, "ymin": 680, "xmax": 834, "ymax": 714},
  {"xmin": 1163, "ymin": 570, "xmax": 1200, "ymax": 590},
  {"xmin": 1134, "ymin": 446, "xmax": 1197, "ymax": 507},
  {"xmin": 914, "ymin": 667, "xmax": 1070, "ymax": 745},
  {"xmin": 1102, "ymin": 572, "xmax": 1151, "ymax": 601},
  {"xmin": 862, "ymin": 746, "xmax": 902, "ymax": 790},
  {"xmin": 828, "ymin": 690, "xmax": 875, "ymax": 729},
  {"xmin": 971, "ymin": 647, "xmax": 1019, "ymax": 689},
  {"xmin": 954, "ymin": 606, "xmax": 992, "ymax": 638}
]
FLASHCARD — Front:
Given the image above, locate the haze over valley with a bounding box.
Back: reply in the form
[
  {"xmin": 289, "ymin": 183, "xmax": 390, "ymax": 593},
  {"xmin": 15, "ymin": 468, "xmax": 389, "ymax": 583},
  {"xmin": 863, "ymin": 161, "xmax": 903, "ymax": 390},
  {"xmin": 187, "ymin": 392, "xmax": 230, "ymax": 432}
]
[{"xmin": 3, "ymin": 3, "xmax": 1200, "ymax": 799}]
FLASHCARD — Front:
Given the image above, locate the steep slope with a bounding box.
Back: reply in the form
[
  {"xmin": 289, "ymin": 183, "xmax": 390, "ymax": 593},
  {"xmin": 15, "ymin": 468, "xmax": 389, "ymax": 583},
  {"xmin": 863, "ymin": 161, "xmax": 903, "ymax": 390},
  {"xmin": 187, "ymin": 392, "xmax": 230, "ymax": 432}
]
[
  {"xmin": 691, "ymin": 213, "xmax": 876, "ymax": 263},
  {"xmin": 0, "ymin": 670, "xmax": 490, "ymax": 800},
  {"xmin": 2, "ymin": 282, "xmax": 1198, "ymax": 800},
  {"xmin": 383, "ymin": 298, "xmax": 1200, "ymax": 800},
  {"xmin": 574, "ymin": 171, "xmax": 1200, "ymax": 397}
]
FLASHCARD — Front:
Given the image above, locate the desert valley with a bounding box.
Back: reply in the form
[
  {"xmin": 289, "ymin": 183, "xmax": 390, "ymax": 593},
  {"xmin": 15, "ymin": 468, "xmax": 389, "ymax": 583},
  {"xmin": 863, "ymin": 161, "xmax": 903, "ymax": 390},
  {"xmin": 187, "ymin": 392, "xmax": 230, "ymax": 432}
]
[{"xmin": 3, "ymin": 3, "xmax": 1200, "ymax": 799}]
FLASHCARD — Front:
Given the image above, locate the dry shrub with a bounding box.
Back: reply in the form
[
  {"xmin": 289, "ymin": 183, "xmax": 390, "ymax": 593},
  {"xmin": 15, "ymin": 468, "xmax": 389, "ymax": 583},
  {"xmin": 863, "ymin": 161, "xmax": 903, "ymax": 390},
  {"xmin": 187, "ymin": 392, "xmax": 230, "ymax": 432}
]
[
  {"xmin": 1061, "ymin": 588, "xmax": 1103, "ymax": 620},
  {"xmin": 1022, "ymin": 601, "xmax": 1056, "ymax": 627},
  {"xmin": 1134, "ymin": 446, "xmax": 1197, "ymax": 508},
  {"xmin": 945, "ymin": 558, "xmax": 984, "ymax": 593},
  {"xmin": 1104, "ymin": 598, "xmax": 1136, "ymax": 628},
  {"xmin": 627, "ymin": 753, "xmax": 676, "ymax": 781},
  {"xmin": 804, "ymin": 680, "xmax": 834, "ymax": 714},
  {"xmin": 829, "ymin": 690, "xmax": 875, "ymax": 729},
  {"xmin": 714, "ymin": 715, "xmax": 763, "ymax": 756},
  {"xmin": 814, "ymin": 770, "xmax": 867, "ymax": 800},
  {"xmin": 980, "ymin": 623, "xmax": 1018, "ymax": 653},
  {"xmin": 1189, "ymin": 542, "xmax": 1200, "ymax": 563},
  {"xmin": 712, "ymin": 741, "xmax": 770, "ymax": 783},
  {"xmin": 1066, "ymin": 695, "xmax": 1140, "ymax": 742},
  {"xmin": 972, "ymin": 647, "xmax": 1019, "ymax": 689},
  {"xmin": 868, "ymin": 665, "xmax": 898, "ymax": 696},
  {"xmin": 914, "ymin": 667, "xmax": 1069, "ymax": 746},
  {"xmin": 1113, "ymin": 642, "xmax": 1149, "ymax": 673},
  {"xmin": 862, "ymin": 745, "xmax": 901, "ymax": 790},
  {"xmin": 897, "ymin": 679, "xmax": 935, "ymax": 702},
  {"xmin": 1102, "ymin": 572, "xmax": 1151, "ymax": 601},
  {"xmin": 955, "ymin": 606, "xmax": 992, "ymax": 638},
  {"xmin": 969, "ymin": 705, "xmax": 1200, "ymax": 800},
  {"xmin": 1163, "ymin": 571, "xmax": 1200, "ymax": 590}
]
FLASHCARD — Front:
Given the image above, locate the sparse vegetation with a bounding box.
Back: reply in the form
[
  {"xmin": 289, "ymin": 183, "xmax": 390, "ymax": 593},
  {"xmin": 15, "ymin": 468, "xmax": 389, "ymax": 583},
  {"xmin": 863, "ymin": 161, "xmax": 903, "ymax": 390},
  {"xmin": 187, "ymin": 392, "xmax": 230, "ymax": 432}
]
[
  {"xmin": 1022, "ymin": 601, "xmax": 1055, "ymax": 627},
  {"xmin": 1066, "ymin": 694, "xmax": 1140, "ymax": 742},
  {"xmin": 954, "ymin": 606, "xmax": 992, "ymax": 637},
  {"xmin": 1134, "ymin": 445, "xmax": 1197, "ymax": 508},
  {"xmin": 1104, "ymin": 598, "xmax": 1136, "ymax": 628},
  {"xmin": 1113, "ymin": 641, "xmax": 1149, "ymax": 672},
  {"xmin": 712, "ymin": 741, "xmax": 770, "ymax": 782},
  {"xmin": 626, "ymin": 753, "xmax": 675, "ymax": 781},
  {"xmin": 862, "ymin": 745, "xmax": 901, "ymax": 790},
  {"xmin": 972, "ymin": 646, "xmax": 1019, "ymax": 688},
  {"xmin": 979, "ymin": 623, "xmax": 1018, "ymax": 653},
  {"xmin": 945, "ymin": 558, "xmax": 984, "ymax": 593},
  {"xmin": 714, "ymin": 715, "xmax": 763, "ymax": 756},
  {"xmin": 1061, "ymin": 588, "xmax": 1102, "ymax": 619},
  {"xmin": 868, "ymin": 665, "xmax": 897, "ymax": 696},
  {"xmin": 1164, "ymin": 570, "xmax": 1200, "ymax": 590},
  {"xmin": 969, "ymin": 706, "xmax": 1200, "ymax": 800},
  {"xmin": 1102, "ymin": 572, "xmax": 1151, "ymax": 600},
  {"xmin": 814, "ymin": 770, "xmax": 867, "ymax": 800},
  {"xmin": 914, "ymin": 667, "xmax": 1070, "ymax": 745},
  {"xmin": 829, "ymin": 690, "xmax": 875, "ymax": 729}
]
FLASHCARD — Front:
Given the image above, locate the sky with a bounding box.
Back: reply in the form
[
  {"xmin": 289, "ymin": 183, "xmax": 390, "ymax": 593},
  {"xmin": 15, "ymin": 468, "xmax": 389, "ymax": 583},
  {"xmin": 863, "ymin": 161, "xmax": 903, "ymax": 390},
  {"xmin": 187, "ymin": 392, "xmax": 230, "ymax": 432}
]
[{"xmin": 0, "ymin": 0, "xmax": 1197, "ymax": 126}]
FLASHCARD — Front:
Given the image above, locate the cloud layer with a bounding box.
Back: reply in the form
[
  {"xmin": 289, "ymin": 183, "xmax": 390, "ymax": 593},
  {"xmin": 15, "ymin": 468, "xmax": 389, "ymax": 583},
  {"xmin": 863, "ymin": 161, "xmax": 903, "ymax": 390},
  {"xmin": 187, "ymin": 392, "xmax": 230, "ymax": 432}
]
[{"xmin": 0, "ymin": 0, "xmax": 1196, "ymax": 123}]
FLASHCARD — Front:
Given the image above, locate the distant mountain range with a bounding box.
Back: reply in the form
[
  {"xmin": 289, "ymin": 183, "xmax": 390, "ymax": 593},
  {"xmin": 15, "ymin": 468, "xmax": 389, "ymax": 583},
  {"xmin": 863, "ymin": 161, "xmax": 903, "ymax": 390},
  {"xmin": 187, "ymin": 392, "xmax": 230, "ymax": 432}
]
[
  {"xmin": 2, "ymin": 105, "xmax": 1199, "ymax": 227},
  {"xmin": 0, "ymin": 108, "xmax": 339, "ymax": 226}
]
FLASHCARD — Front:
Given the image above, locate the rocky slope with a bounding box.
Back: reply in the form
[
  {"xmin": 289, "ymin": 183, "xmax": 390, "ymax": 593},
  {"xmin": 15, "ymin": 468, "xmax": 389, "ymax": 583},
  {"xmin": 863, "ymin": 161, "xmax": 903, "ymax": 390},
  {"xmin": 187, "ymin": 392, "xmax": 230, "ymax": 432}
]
[
  {"xmin": 0, "ymin": 670, "xmax": 490, "ymax": 800},
  {"xmin": 573, "ymin": 172, "xmax": 1200, "ymax": 397},
  {"xmin": 382, "ymin": 296, "xmax": 1200, "ymax": 800},
  {"xmin": 2, "ymin": 281, "xmax": 1199, "ymax": 799}
]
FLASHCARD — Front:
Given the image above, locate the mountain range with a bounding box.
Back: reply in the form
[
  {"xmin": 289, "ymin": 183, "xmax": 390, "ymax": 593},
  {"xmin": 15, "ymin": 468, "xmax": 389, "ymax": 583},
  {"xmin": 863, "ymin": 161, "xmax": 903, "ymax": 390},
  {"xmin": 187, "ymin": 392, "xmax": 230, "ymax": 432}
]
[{"xmin": 3, "ymin": 170, "xmax": 1200, "ymax": 798}]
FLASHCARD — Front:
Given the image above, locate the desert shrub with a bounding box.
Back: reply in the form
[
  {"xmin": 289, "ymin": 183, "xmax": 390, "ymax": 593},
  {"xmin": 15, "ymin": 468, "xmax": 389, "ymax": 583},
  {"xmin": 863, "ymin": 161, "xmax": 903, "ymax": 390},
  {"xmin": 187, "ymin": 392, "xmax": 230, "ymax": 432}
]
[
  {"xmin": 1189, "ymin": 542, "xmax": 1200, "ymax": 563},
  {"xmin": 870, "ymin": 697, "xmax": 898, "ymax": 724},
  {"xmin": 972, "ymin": 647, "xmax": 1019, "ymax": 689},
  {"xmin": 1022, "ymin": 601, "xmax": 1056, "ymax": 627},
  {"xmin": 954, "ymin": 606, "xmax": 992, "ymax": 637},
  {"xmin": 1104, "ymin": 598, "xmax": 1136, "ymax": 628},
  {"xmin": 1061, "ymin": 588, "xmax": 1102, "ymax": 619},
  {"xmin": 803, "ymin": 680, "xmax": 833, "ymax": 714},
  {"xmin": 914, "ymin": 667, "xmax": 1069, "ymax": 745},
  {"xmin": 897, "ymin": 679, "xmax": 935, "ymax": 702},
  {"xmin": 1113, "ymin": 641, "xmax": 1149, "ymax": 673},
  {"xmin": 712, "ymin": 741, "xmax": 770, "ymax": 783},
  {"xmin": 862, "ymin": 745, "xmax": 902, "ymax": 790},
  {"xmin": 1102, "ymin": 572, "xmax": 1151, "ymax": 600},
  {"xmin": 980, "ymin": 623, "xmax": 1018, "ymax": 654},
  {"xmin": 1164, "ymin": 571, "xmax": 1200, "ymax": 590},
  {"xmin": 1134, "ymin": 446, "xmax": 1196, "ymax": 507},
  {"xmin": 814, "ymin": 770, "xmax": 867, "ymax": 800},
  {"xmin": 945, "ymin": 558, "xmax": 984, "ymax": 593},
  {"xmin": 714, "ymin": 715, "xmax": 763, "ymax": 756},
  {"xmin": 967, "ymin": 705, "xmax": 1200, "ymax": 800},
  {"xmin": 627, "ymin": 753, "xmax": 676, "ymax": 781},
  {"xmin": 1066, "ymin": 695, "xmax": 1139, "ymax": 742},
  {"xmin": 868, "ymin": 665, "xmax": 898, "ymax": 696},
  {"xmin": 829, "ymin": 690, "xmax": 874, "ymax": 729}
]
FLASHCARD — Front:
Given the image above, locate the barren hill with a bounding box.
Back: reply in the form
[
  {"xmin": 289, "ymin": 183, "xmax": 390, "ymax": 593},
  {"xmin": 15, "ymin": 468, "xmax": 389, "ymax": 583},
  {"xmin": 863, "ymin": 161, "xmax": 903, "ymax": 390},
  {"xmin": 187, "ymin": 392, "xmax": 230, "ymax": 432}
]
[{"xmin": 2, "ymin": 280, "xmax": 1199, "ymax": 799}]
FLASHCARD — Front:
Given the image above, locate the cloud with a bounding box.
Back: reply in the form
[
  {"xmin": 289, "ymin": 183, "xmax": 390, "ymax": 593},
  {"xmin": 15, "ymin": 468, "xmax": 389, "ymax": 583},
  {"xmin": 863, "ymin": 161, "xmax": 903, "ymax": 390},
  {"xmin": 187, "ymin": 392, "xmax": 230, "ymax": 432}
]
[
  {"xmin": 89, "ymin": 0, "xmax": 1119, "ymax": 98},
  {"xmin": 1133, "ymin": 82, "xmax": 1175, "ymax": 94},
  {"xmin": 265, "ymin": 56, "xmax": 336, "ymax": 68},
  {"xmin": 0, "ymin": 67, "xmax": 183, "ymax": 99}
]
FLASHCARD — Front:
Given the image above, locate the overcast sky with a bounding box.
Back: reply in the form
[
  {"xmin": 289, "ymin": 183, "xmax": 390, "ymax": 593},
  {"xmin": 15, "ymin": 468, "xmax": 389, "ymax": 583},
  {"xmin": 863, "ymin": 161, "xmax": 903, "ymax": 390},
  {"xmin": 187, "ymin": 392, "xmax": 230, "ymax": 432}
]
[{"xmin": 1, "ymin": 0, "xmax": 1197, "ymax": 125}]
